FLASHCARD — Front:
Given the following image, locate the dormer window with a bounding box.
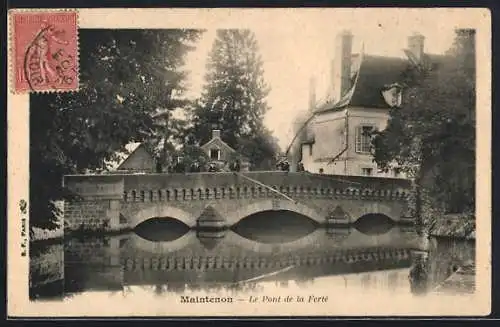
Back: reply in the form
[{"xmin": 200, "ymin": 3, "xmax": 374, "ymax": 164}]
[
  {"xmin": 381, "ymin": 83, "xmax": 403, "ymax": 107},
  {"xmin": 209, "ymin": 148, "xmax": 221, "ymax": 160}
]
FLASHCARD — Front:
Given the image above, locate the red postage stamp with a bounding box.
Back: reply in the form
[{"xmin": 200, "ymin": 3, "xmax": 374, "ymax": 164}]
[{"xmin": 10, "ymin": 10, "xmax": 79, "ymax": 93}]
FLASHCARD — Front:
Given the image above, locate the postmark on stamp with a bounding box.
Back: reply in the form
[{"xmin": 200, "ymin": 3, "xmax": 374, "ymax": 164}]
[{"xmin": 10, "ymin": 10, "xmax": 79, "ymax": 93}]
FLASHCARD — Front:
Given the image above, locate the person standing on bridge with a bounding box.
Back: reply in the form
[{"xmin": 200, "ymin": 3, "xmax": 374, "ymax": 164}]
[
  {"xmin": 297, "ymin": 162, "xmax": 305, "ymax": 172},
  {"xmin": 174, "ymin": 160, "xmax": 186, "ymax": 173},
  {"xmin": 276, "ymin": 160, "xmax": 287, "ymax": 171},
  {"xmin": 230, "ymin": 159, "xmax": 241, "ymax": 172},
  {"xmin": 208, "ymin": 162, "xmax": 217, "ymax": 172},
  {"xmin": 281, "ymin": 160, "xmax": 290, "ymax": 172},
  {"xmin": 155, "ymin": 156, "xmax": 163, "ymax": 173},
  {"xmin": 190, "ymin": 161, "xmax": 201, "ymax": 173}
]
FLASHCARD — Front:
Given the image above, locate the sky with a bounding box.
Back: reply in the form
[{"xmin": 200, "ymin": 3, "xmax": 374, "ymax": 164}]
[{"xmin": 181, "ymin": 13, "xmax": 460, "ymax": 150}]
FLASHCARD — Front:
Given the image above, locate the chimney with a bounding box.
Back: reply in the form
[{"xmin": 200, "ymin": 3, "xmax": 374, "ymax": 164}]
[
  {"xmin": 308, "ymin": 77, "xmax": 316, "ymax": 111},
  {"xmin": 212, "ymin": 129, "xmax": 221, "ymax": 139},
  {"xmin": 332, "ymin": 30, "xmax": 353, "ymax": 102},
  {"xmin": 329, "ymin": 59, "xmax": 336, "ymax": 102},
  {"xmin": 407, "ymin": 32, "xmax": 425, "ymax": 62}
]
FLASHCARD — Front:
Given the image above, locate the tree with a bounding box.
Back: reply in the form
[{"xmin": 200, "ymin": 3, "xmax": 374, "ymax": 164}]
[
  {"xmin": 189, "ymin": 29, "xmax": 278, "ymax": 167},
  {"xmin": 148, "ymin": 108, "xmax": 190, "ymax": 165},
  {"xmin": 30, "ymin": 29, "xmax": 203, "ymax": 232},
  {"xmin": 372, "ymin": 29, "xmax": 475, "ymax": 224},
  {"xmin": 173, "ymin": 145, "xmax": 210, "ymax": 173},
  {"xmin": 236, "ymin": 128, "xmax": 281, "ymax": 170}
]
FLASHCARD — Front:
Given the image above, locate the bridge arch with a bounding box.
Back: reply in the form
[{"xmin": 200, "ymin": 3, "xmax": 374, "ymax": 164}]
[
  {"xmin": 355, "ymin": 212, "xmax": 395, "ymax": 223},
  {"xmin": 348, "ymin": 202, "xmax": 403, "ymax": 223},
  {"xmin": 226, "ymin": 199, "xmax": 324, "ymax": 225},
  {"xmin": 128, "ymin": 205, "xmax": 196, "ymax": 228}
]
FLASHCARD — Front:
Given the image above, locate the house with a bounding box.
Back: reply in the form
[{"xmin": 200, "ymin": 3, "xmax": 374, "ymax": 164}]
[
  {"xmin": 292, "ymin": 30, "xmax": 444, "ymax": 178},
  {"xmin": 104, "ymin": 142, "xmax": 156, "ymax": 173},
  {"xmin": 200, "ymin": 129, "xmax": 250, "ymax": 171}
]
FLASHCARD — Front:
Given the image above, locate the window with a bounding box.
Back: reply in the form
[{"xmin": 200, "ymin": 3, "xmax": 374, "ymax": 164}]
[
  {"xmin": 362, "ymin": 168, "xmax": 373, "ymax": 176},
  {"xmin": 309, "ymin": 144, "xmax": 313, "ymax": 156},
  {"xmin": 355, "ymin": 125, "xmax": 373, "ymax": 154},
  {"xmin": 209, "ymin": 148, "xmax": 220, "ymax": 160}
]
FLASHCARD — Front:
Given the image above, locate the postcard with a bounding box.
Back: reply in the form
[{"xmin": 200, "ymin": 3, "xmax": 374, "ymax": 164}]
[{"xmin": 7, "ymin": 8, "xmax": 491, "ymax": 317}]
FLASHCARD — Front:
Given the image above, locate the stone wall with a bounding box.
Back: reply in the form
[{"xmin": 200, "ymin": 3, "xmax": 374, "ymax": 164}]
[
  {"xmin": 426, "ymin": 237, "xmax": 475, "ymax": 289},
  {"xmin": 64, "ymin": 200, "xmax": 107, "ymax": 231},
  {"xmin": 64, "ymin": 199, "xmax": 125, "ymax": 232},
  {"xmin": 63, "ymin": 175, "xmax": 124, "ymax": 232}
]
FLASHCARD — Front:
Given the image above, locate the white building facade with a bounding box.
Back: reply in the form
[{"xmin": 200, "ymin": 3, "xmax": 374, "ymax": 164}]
[{"xmin": 292, "ymin": 30, "xmax": 442, "ymax": 179}]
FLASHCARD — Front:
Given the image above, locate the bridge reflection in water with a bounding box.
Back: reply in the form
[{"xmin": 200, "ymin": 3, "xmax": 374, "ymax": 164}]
[{"xmin": 29, "ymin": 211, "xmax": 475, "ymax": 301}]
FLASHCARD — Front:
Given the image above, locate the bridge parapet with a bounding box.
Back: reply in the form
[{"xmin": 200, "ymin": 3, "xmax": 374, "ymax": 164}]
[
  {"xmin": 122, "ymin": 184, "xmax": 409, "ymax": 203},
  {"xmin": 118, "ymin": 172, "xmax": 410, "ymax": 203}
]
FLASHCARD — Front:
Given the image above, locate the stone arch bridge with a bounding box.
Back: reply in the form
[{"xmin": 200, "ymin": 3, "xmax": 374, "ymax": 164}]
[{"xmin": 63, "ymin": 172, "xmax": 413, "ymax": 232}]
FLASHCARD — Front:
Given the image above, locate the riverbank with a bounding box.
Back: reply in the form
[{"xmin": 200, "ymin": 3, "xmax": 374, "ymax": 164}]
[
  {"xmin": 426, "ymin": 214, "xmax": 476, "ymax": 295},
  {"xmin": 432, "ymin": 262, "xmax": 475, "ymax": 295},
  {"xmin": 31, "ymin": 227, "xmax": 133, "ymax": 244},
  {"xmin": 30, "ymin": 201, "xmax": 65, "ymax": 242},
  {"xmin": 31, "ymin": 227, "xmax": 64, "ymax": 242}
]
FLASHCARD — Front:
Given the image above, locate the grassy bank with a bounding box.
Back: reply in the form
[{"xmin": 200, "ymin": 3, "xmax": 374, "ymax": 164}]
[
  {"xmin": 428, "ymin": 214, "xmax": 475, "ymax": 240},
  {"xmin": 31, "ymin": 227, "xmax": 64, "ymax": 242},
  {"xmin": 31, "ymin": 226, "xmax": 133, "ymax": 244}
]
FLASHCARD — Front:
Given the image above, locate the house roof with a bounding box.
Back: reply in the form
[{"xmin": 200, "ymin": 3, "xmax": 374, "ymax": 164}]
[
  {"xmin": 201, "ymin": 136, "xmax": 252, "ymax": 162},
  {"xmin": 316, "ymin": 52, "xmax": 447, "ymax": 113},
  {"xmin": 201, "ymin": 137, "xmax": 236, "ymax": 154},
  {"xmin": 349, "ymin": 55, "xmax": 409, "ymax": 108},
  {"xmin": 104, "ymin": 142, "xmax": 143, "ymax": 171}
]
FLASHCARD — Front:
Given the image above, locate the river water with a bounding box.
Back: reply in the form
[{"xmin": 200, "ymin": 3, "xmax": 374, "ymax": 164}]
[{"xmin": 28, "ymin": 211, "xmax": 476, "ymax": 316}]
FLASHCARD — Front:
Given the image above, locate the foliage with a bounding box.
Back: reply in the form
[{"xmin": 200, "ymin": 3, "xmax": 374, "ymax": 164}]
[
  {"xmin": 372, "ymin": 29, "xmax": 475, "ymax": 217},
  {"xmin": 236, "ymin": 129, "xmax": 281, "ymax": 170},
  {"xmin": 189, "ymin": 29, "xmax": 279, "ymax": 168},
  {"xmin": 30, "ymin": 29, "xmax": 203, "ymax": 231},
  {"xmin": 227, "ymin": 149, "xmax": 246, "ymax": 162},
  {"xmin": 146, "ymin": 109, "xmax": 191, "ymax": 163},
  {"xmin": 174, "ymin": 145, "xmax": 210, "ymax": 172}
]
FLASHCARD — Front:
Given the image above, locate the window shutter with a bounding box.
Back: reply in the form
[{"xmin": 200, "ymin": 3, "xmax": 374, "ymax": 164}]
[{"xmin": 355, "ymin": 126, "xmax": 362, "ymax": 153}]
